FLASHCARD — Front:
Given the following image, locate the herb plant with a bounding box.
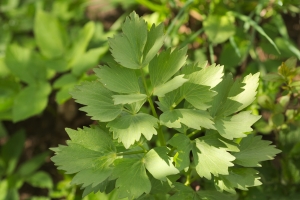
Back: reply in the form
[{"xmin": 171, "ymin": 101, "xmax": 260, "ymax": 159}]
[{"xmin": 51, "ymin": 12, "xmax": 281, "ymax": 199}]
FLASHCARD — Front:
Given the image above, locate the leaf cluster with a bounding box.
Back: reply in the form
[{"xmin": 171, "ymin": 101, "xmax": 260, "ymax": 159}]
[{"xmin": 51, "ymin": 12, "xmax": 281, "ymax": 199}]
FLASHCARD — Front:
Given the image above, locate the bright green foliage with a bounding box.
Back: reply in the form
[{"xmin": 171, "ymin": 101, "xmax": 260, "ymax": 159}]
[
  {"xmin": 51, "ymin": 12, "xmax": 281, "ymax": 199},
  {"xmin": 215, "ymin": 168, "xmax": 262, "ymax": 193},
  {"xmin": 232, "ymin": 135, "xmax": 281, "ymax": 167},
  {"xmin": 107, "ymin": 113, "xmax": 158, "ymax": 148}
]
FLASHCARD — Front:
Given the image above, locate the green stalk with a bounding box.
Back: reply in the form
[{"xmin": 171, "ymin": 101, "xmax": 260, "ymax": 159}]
[
  {"xmin": 208, "ymin": 43, "xmax": 214, "ymax": 64},
  {"xmin": 187, "ymin": 130, "xmax": 200, "ymax": 138},
  {"xmin": 140, "ymin": 68, "xmax": 166, "ymax": 146}
]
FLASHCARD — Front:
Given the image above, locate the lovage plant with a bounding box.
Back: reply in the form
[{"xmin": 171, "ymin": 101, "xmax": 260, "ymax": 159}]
[{"xmin": 51, "ymin": 12, "xmax": 281, "ymax": 199}]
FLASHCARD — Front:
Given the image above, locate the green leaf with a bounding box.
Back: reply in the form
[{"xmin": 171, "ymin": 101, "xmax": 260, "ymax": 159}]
[
  {"xmin": 185, "ymin": 64, "xmax": 224, "ymax": 88},
  {"xmin": 113, "ymin": 158, "xmax": 151, "ymax": 199},
  {"xmin": 153, "ymin": 75, "xmax": 188, "ymax": 97},
  {"xmin": 160, "ymin": 109, "xmax": 215, "ymax": 130},
  {"xmin": 26, "ymin": 171, "xmax": 53, "ymax": 189},
  {"xmin": 142, "ymin": 23, "xmax": 165, "ymax": 66},
  {"xmin": 51, "ymin": 126, "xmax": 116, "ymax": 189},
  {"xmin": 34, "ymin": 10, "xmax": 67, "ymax": 58},
  {"xmin": 5, "ymin": 44, "xmax": 47, "ymax": 84},
  {"xmin": 70, "ymin": 81, "xmax": 123, "ymax": 122},
  {"xmin": 203, "ymin": 14, "xmax": 236, "ymax": 44},
  {"xmin": 13, "ymin": 82, "xmax": 51, "ymax": 122},
  {"xmin": 149, "ymin": 46, "xmax": 187, "ymax": 89},
  {"xmin": 109, "ymin": 12, "xmax": 164, "ymax": 69},
  {"xmin": 72, "ymin": 46, "xmax": 108, "ymax": 77},
  {"xmin": 210, "ymin": 73, "xmax": 259, "ymax": 117},
  {"xmin": 167, "ymin": 134, "xmax": 191, "ymax": 170},
  {"xmin": 216, "ymin": 168, "xmax": 261, "ymax": 194},
  {"xmin": 1, "ymin": 130, "xmax": 25, "ymax": 175},
  {"xmin": 112, "ymin": 94, "xmax": 147, "ymax": 105},
  {"xmin": 107, "ymin": 113, "xmax": 158, "ymax": 148},
  {"xmin": 145, "ymin": 147, "xmax": 179, "ymax": 180},
  {"xmin": 109, "ymin": 12, "xmax": 147, "ymax": 69},
  {"xmin": 215, "ymin": 111, "xmax": 261, "ymax": 140},
  {"xmin": 232, "ymin": 135, "xmax": 281, "ymax": 167},
  {"xmin": 95, "ymin": 63, "xmax": 140, "ymax": 94},
  {"xmin": 68, "ymin": 21, "xmax": 95, "ymax": 66},
  {"xmin": 182, "ymin": 83, "xmax": 217, "ymax": 110},
  {"xmin": 192, "ymin": 138, "xmax": 235, "ymax": 180}
]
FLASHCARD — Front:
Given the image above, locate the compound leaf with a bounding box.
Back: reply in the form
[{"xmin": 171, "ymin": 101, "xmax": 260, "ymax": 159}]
[
  {"xmin": 167, "ymin": 134, "xmax": 191, "ymax": 170},
  {"xmin": 113, "ymin": 158, "xmax": 151, "ymax": 199},
  {"xmin": 70, "ymin": 81, "xmax": 123, "ymax": 122},
  {"xmin": 149, "ymin": 46, "xmax": 187, "ymax": 89},
  {"xmin": 160, "ymin": 109, "xmax": 215, "ymax": 130},
  {"xmin": 51, "ymin": 126, "xmax": 116, "ymax": 189},
  {"xmin": 216, "ymin": 168, "xmax": 261, "ymax": 194},
  {"xmin": 95, "ymin": 63, "xmax": 140, "ymax": 94},
  {"xmin": 192, "ymin": 138, "xmax": 235, "ymax": 180},
  {"xmin": 215, "ymin": 111, "xmax": 261, "ymax": 140},
  {"xmin": 107, "ymin": 113, "xmax": 158, "ymax": 148},
  {"xmin": 232, "ymin": 135, "xmax": 281, "ymax": 167},
  {"xmin": 145, "ymin": 147, "xmax": 179, "ymax": 180}
]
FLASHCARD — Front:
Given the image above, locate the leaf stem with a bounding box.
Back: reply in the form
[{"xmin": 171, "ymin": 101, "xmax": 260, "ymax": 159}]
[
  {"xmin": 187, "ymin": 130, "xmax": 200, "ymax": 138},
  {"xmin": 171, "ymin": 96, "xmax": 185, "ymax": 109},
  {"xmin": 140, "ymin": 68, "xmax": 166, "ymax": 146},
  {"xmin": 208, "ymin": 43, "xmax": 214, "ymax": 64},
  {"xmin": 117, "ymin": 150, "xmax": 146, "ymax": 156}
]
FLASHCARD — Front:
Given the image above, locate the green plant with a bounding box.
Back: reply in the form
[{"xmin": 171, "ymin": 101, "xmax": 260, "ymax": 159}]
[
  {"xmin": 51, "ymin": 12, "xmax": 281, "ymax": 199},
  {"xmin": 0, "ymin": 130, "xmax": 52, "ymax": 200}
]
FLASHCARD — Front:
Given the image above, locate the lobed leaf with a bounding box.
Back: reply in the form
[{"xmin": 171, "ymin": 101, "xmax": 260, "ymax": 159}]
[
  {"xmin": 95, "ymin": 63, "xmax": 140, "ymax": 94},
  {"xmin": 109, "ymin": 12, "xmax": 164, "ymax": 69},
  {"xmin": 215, "ymin": 111, "xmax": 261, "ymax": 140},
  {"xmin": 232, "ymin": 135, "xmax": 281, "ymax": 167},
  {"xmin": 192, "ymin": 138, "xmax": 235, "ymax": 180},
  {"xmin": 160, "ymin": 109, "xmax": 215, "ymax": 130},
  {"xmin": 149, "ymin": 46, "xmax": 188, "ymax": 89},
  {"xmin": 216, "ymin": 168, "xmax": 262, "ymax": 194},
  {"xmin": 70, "ymin": 81, "xmax": 123, "ymax": 122},
  {"xmin": 113, "ymin": 158, "xmax": 151, "ymax": 199},
  {"xmin": 51, "ymin": 126, "xmax": 116, "ymax": 189},
  {"xmin": 107, "ymin": 113, "xmax": 158, "ymax": 148}
]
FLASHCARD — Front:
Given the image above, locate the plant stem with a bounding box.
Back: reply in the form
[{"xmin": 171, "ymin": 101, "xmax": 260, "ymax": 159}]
[
  {"xmin": 208, "ymin": 43, "xmax": 214, "ymax": 64},
  {"xmin": 117, "ymin": 150, "xmax": 146, "ymax": 156},
  {"xmin": 187, "ymin": 130, "xmax": 200, "ymax": 138},
  {"xmin": 140, "ymin": 68, "xmax": 166, "ymax": 146},
  {"xmin": 171, "ymin": 96, "xmax": 185, "ymax": 109}
]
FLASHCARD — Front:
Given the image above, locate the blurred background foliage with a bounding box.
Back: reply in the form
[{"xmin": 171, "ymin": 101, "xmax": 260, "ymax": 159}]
[{"xmin": 0, "ymin": 0, "xmax": 300, "ymax": 199}]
